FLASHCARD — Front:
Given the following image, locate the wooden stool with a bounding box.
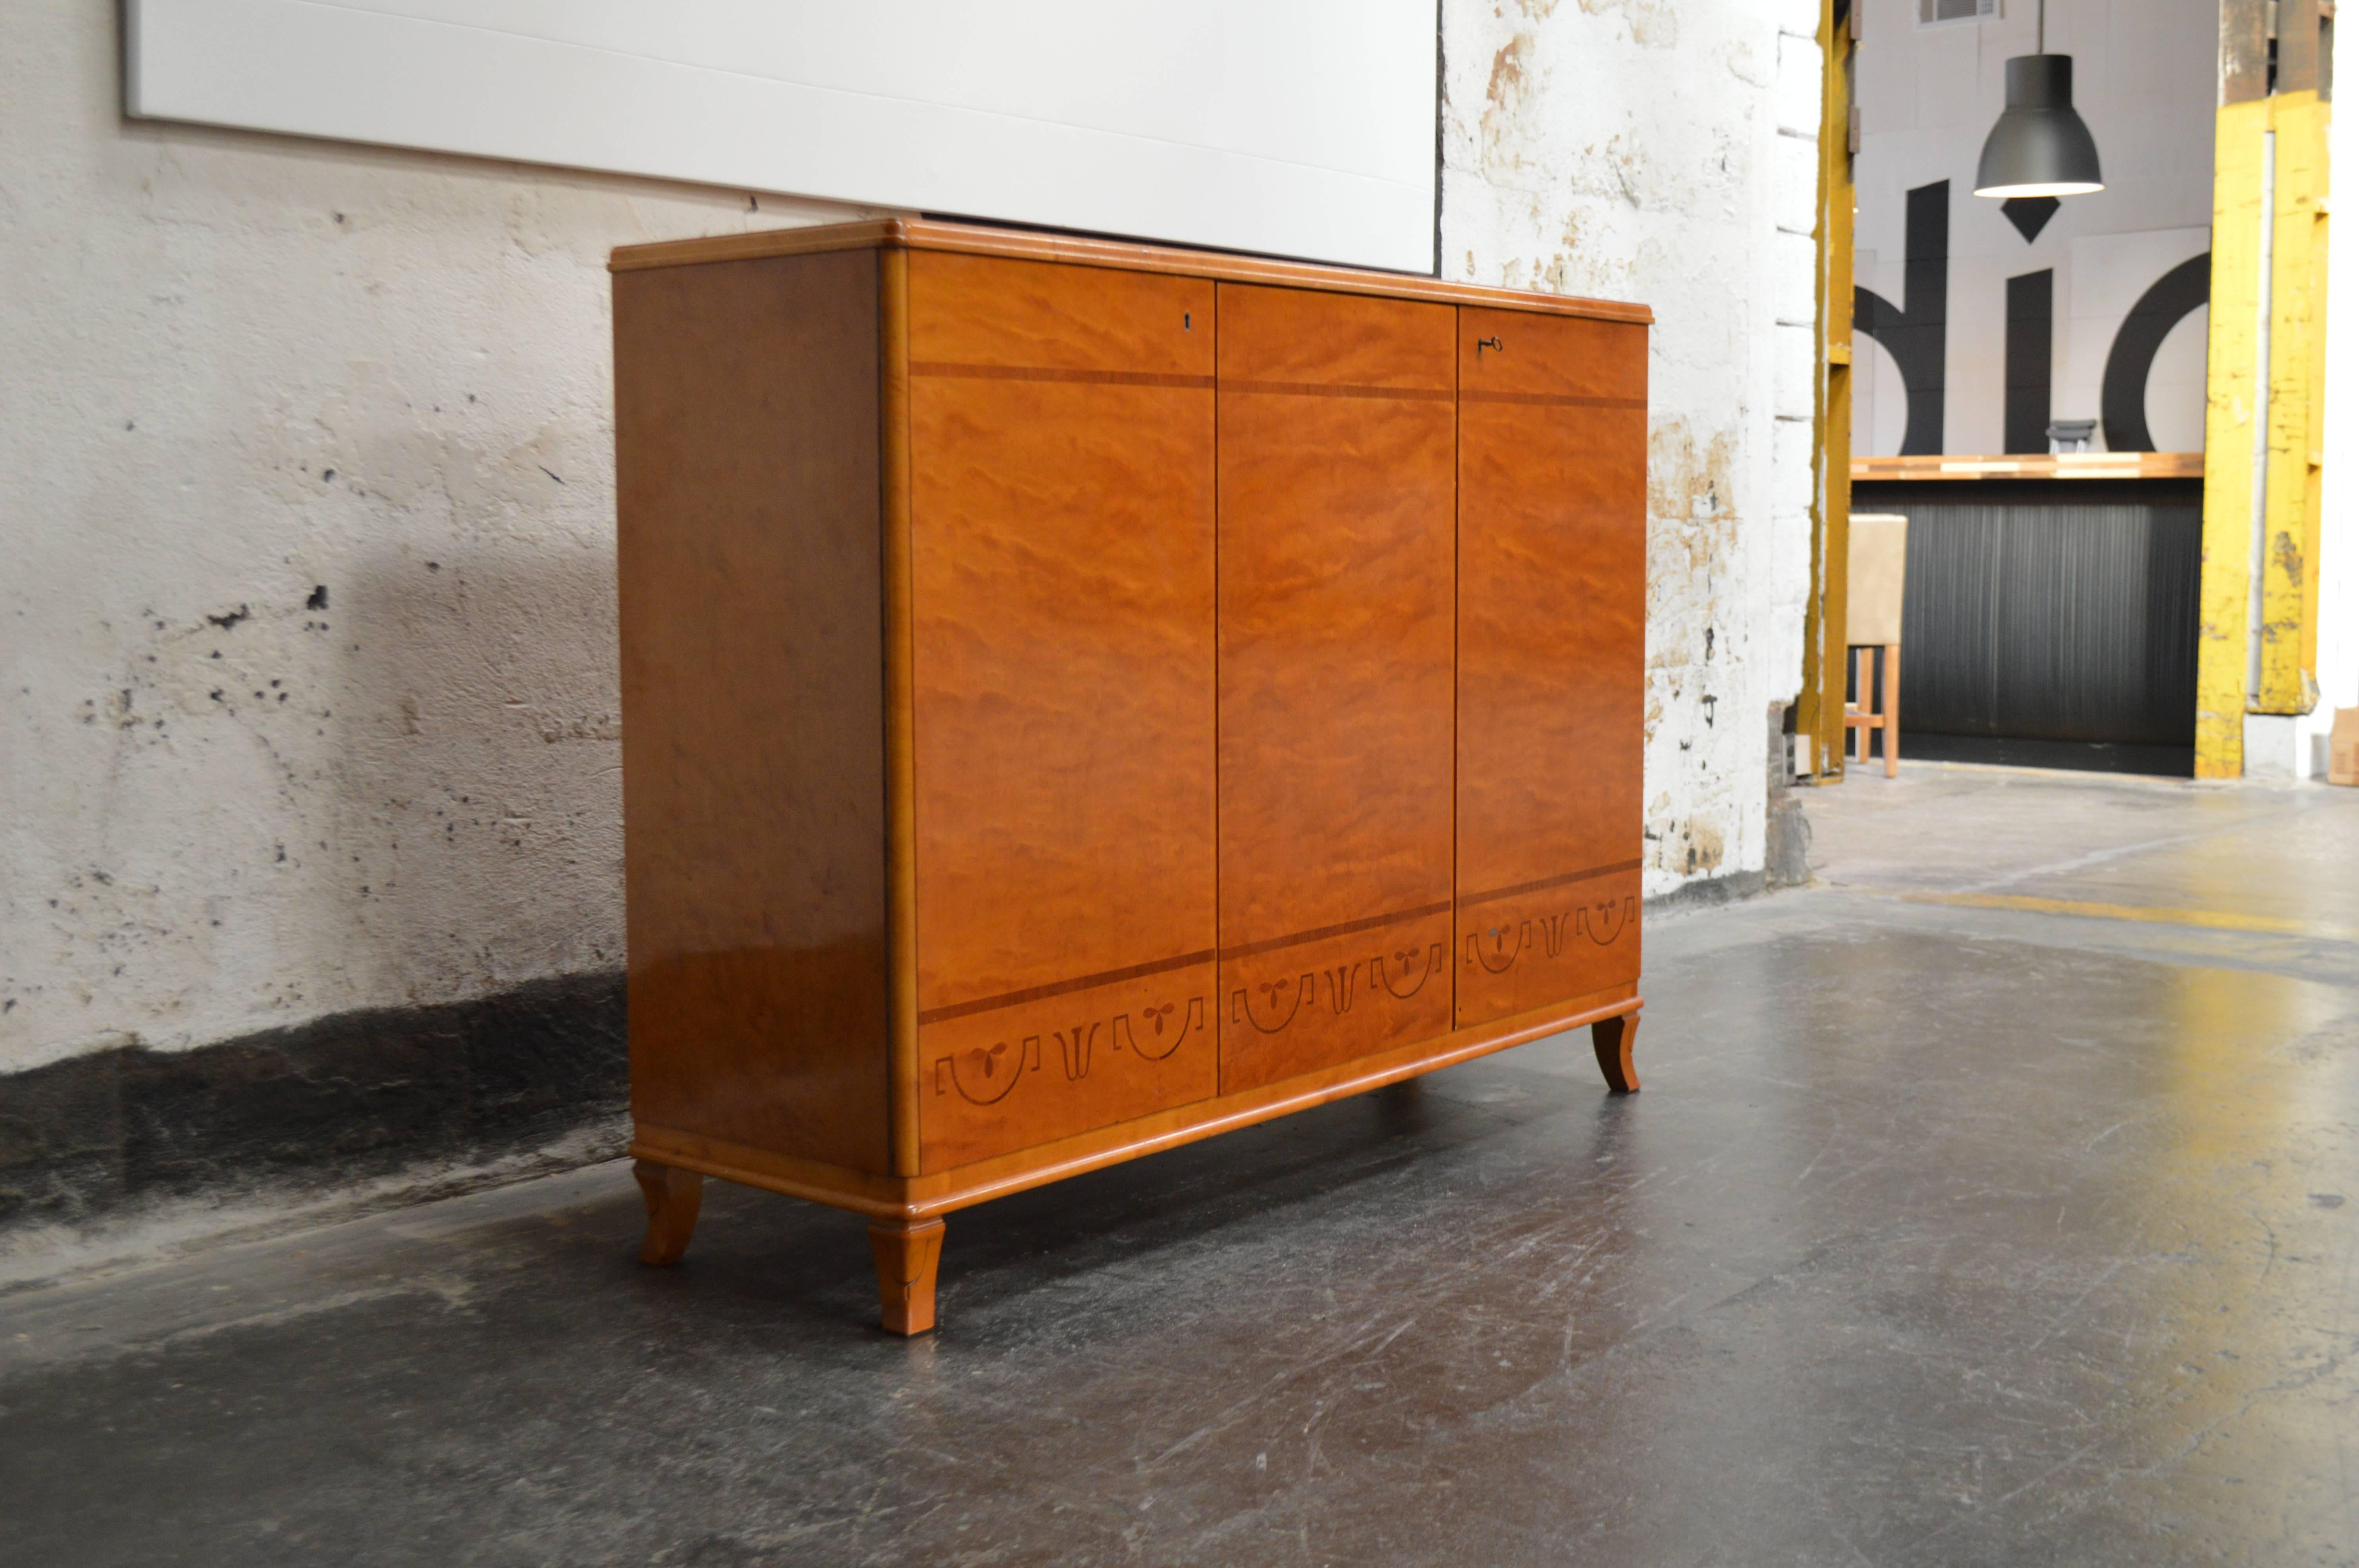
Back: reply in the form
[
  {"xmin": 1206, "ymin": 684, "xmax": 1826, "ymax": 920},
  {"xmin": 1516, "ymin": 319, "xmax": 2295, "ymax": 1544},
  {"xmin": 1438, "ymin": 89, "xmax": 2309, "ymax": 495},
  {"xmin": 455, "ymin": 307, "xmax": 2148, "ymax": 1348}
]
[
  {"xmin": 1845, "ymin": 644, "xmax": 1899, "ymax": 776},
  {"xmin": 1844, "ymin": 512, "xmax": 1908, "ymax": 778}
]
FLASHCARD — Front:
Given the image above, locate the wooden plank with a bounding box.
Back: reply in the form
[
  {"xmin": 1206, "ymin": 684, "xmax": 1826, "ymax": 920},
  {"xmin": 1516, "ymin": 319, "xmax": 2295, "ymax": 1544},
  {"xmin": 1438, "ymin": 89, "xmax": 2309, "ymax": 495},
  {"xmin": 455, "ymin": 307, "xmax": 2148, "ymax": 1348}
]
[
  {"xmin": 1852, "ymin": 452, "xmax": 2205, "ymax": 481},
  {"xmin": 616, "ymin": 249, "xmax": 894, "ymax": 1174},
  {"xmin": 905, "ymin": 251, "xmax": 1220, "ymax": 1171},
  {"xmin": 2220, "ymin": 0, "xmax": 2271, "ymax": 105},
  {"xmin": 1454, "ymin": 309, "xmax": 1647, "ymax": 1027},
  {"xmin": 2197, "ymin": 96, "xmax": 2271, "ymax": 777},
  {"xmin": 2280, "ymin": 0, "xmax": 2324, "ymax": 95},
  {"xmin": 1212, "ymin": 283, "xmax": 1458, "ymax": 1094}
]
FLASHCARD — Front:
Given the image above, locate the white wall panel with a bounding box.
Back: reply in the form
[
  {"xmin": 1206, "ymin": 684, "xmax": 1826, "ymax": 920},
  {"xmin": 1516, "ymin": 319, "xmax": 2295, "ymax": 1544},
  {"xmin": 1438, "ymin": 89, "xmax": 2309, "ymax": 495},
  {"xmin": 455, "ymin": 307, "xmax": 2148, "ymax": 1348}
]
[{"xmin": 125, "ymin": 0, "xmax": 1438, "ymax": 271}]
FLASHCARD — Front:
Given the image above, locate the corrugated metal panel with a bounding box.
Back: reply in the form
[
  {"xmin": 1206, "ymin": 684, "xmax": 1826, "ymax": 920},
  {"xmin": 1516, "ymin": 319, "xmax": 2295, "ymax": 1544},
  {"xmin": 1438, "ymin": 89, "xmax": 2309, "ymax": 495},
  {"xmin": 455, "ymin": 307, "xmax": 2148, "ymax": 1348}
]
[{"xmin": 1852, "ymin": 480, "xmax": 2202, "ymax": 747}]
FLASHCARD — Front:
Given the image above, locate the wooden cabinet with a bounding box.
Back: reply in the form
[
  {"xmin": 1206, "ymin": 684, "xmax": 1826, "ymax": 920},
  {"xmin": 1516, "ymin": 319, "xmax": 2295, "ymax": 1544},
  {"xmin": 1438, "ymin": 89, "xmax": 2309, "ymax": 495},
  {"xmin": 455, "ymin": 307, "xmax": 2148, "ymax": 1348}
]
[{"xmin": 614, "ymin": 221, "xmax": 1651, "ymax": 1334}]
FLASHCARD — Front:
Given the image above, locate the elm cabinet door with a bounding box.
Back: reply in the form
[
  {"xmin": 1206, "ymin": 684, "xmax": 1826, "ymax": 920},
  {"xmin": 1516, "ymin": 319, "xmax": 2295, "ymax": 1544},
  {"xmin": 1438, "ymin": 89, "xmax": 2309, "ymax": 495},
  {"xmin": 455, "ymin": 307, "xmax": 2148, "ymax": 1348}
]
[
  {"xmin": 1215, "ymin": 284, "xmax": 1458, "ymax": 1092},
  {"xmin": 908, "ymin": 253, "xmax": 1220, "ymax": 1169},
  {"xmin": 1455, "ymin": 308, "xmax": 1648, "ymax": 1027}
]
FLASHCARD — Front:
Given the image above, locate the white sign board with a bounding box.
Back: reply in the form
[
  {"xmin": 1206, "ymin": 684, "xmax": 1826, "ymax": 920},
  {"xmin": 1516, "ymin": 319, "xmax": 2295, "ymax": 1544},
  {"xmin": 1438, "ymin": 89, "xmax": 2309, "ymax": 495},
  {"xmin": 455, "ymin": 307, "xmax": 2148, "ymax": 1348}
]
[{"xmin": 125, "ymin": 0, "xmax": 1439, "ymax": 273}]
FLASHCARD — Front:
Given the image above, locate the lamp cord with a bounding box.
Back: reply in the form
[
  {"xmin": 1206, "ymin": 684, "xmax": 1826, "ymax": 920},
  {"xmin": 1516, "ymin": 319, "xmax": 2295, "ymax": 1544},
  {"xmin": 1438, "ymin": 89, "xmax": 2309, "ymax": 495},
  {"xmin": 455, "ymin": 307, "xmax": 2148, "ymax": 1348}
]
[{"xmin": 2037, "ymin": 0, "xmax": 2045, "ymax": 53}]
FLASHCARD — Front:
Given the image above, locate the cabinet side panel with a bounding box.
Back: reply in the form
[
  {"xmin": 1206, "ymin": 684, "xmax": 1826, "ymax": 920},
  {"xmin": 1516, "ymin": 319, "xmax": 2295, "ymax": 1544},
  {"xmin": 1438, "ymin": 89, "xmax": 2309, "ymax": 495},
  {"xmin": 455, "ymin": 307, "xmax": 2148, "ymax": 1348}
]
[
  {"xmin": 1214, "ymin": 284, "xmax": 1458, "ymax": 1094},
  {"xmin": 616, "ymin": 250, "xmax": 891, "ymax": 1173},
  {"xmin": 1456, "ymin": 310, "xmax": 1648, "ymax": 1027}
]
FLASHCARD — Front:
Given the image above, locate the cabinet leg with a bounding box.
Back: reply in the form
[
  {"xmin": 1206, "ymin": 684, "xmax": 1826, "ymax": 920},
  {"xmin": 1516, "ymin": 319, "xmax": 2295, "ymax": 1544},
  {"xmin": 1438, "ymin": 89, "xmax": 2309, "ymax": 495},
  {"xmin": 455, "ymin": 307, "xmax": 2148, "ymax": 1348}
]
[
  {"xmin": 1592, "ymin": 1013, "xmax": 1640, "ymax": 1094},
  {"xmin": 869, "ymin": 1216, "xmax": 946, "ymax": 1336},
  {"xmin": 632, "ymin": 1159, "xmax": 704, "ymax": 1266}
]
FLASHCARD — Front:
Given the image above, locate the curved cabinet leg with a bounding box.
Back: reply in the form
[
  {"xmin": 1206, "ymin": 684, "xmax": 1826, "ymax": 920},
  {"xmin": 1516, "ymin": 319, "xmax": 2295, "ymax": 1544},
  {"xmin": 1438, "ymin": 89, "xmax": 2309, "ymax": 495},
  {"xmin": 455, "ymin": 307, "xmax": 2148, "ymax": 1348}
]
[
  {"xmin": 1591, "ymin": 1013, "xmax": 1640, "ymax": 1094},
  {"xmin": 633, "ymin": 1159, "xmax": 704, "ymax": 1266},
  {"xmin": 869, "ymin": 1217, "xmax": 947, "ymax": 1336}
]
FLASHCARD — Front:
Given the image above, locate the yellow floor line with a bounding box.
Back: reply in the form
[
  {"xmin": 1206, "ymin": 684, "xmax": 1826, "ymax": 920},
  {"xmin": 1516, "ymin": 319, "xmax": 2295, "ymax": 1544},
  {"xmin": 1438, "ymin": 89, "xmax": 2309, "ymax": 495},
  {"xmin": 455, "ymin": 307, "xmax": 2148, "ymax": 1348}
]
[{"xmin": 1876, "ymin": 889, "xmax": 2359, "ymax": 944}]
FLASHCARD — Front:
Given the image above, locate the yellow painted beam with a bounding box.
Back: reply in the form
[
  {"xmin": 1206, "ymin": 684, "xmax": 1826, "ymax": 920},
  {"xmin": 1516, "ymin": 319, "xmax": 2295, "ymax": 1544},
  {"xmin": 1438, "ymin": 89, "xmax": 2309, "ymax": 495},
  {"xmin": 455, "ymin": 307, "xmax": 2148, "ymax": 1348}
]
[
  {"xmin": 2305, "ymin": 119, "xmax": 2330, "ymax": 686},
  {"xmin": 2198, "ymin": 90, "xmax": 2335, "ymax": 771},
  {"xmin": 2197, "ymin": 98, "xmax": 2269, "ymax": 777},
  {"xmin": 1800, "ymin": 0, "xmax": 1853, "ymax": 780},
  {"xmin": 2262, "ymin": 92, "xmax": 2330, "ymax": 713}
]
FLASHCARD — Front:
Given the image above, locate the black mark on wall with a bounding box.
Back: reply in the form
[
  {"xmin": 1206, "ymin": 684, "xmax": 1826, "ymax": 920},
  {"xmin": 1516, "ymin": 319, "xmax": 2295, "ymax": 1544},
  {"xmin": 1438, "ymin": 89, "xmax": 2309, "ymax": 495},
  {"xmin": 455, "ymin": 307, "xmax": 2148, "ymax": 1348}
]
[
  {"xmin": 1854, "ymin": 181, "xmax": 1949, "ymax": 456},
  {"xmin": 0, "ymin": 971, "xmax": 626, "ymax": 1233}
]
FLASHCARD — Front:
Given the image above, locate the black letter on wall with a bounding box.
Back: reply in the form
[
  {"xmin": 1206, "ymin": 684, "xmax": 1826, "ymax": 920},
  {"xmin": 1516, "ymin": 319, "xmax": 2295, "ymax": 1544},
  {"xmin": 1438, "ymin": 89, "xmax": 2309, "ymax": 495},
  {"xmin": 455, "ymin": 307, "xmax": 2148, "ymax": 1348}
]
[
  {"xmin": 2005, "ymin": 270, "xmax": 2054, "ymax": 454},
  {"xmin": 1854, "ymin": 180, "xmax": 1949, "ymax": 456},
  {"xmin": 2101, "ymin": 253, "xmax": 2211, "ymax": 453}
]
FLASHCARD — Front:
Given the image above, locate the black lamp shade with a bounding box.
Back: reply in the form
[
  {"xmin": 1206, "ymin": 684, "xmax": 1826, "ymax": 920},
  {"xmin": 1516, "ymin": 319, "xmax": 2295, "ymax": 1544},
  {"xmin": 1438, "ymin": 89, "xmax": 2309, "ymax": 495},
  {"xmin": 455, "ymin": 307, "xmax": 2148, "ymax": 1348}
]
[{"xmin": 1975, "ymin": 54, "xmax": 2104, "ymax": 198}]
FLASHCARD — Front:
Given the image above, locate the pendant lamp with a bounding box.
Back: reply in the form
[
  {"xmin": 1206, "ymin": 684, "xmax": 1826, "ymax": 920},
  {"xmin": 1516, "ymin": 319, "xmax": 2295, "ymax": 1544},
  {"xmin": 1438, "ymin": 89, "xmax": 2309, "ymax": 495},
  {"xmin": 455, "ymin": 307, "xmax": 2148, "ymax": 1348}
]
[{"xmin": 1973, "ymin": 0, "xmax": 2104, "ymax": 199}]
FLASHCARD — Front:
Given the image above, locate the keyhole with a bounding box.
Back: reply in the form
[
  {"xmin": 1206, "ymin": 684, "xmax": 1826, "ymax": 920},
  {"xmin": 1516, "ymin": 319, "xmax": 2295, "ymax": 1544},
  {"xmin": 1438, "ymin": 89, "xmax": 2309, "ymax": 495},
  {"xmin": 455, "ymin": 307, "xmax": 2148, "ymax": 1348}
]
[{"xmin": 1183, "ymin": 312, "xmax": 1192, "ymax": 330}]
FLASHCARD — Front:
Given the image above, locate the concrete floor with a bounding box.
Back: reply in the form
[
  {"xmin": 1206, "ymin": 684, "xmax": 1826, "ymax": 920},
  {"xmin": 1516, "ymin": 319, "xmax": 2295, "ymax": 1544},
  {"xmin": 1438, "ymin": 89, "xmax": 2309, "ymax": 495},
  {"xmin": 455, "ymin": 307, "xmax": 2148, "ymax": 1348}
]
[{"xmin": 7, "ymin": 764, "xmax": 2359, "ymax": 1566}]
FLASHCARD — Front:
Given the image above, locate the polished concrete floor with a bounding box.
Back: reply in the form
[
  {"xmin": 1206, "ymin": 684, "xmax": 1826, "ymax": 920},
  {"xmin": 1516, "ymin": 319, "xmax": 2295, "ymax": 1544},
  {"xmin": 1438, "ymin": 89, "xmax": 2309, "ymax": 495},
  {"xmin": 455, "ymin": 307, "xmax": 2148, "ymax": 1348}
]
[{"xmin": 7, "ymin": 764, "xmax": 2359, "ymax": 1565}]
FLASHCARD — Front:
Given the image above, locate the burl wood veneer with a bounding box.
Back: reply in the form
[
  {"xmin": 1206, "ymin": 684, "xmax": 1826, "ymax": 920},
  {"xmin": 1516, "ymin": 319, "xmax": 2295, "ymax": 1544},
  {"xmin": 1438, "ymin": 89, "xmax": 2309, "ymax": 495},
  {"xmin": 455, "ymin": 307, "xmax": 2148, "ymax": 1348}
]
[{"xmin": 613, "ymin": 220, "xmax": 1652, "ymax": 1335}]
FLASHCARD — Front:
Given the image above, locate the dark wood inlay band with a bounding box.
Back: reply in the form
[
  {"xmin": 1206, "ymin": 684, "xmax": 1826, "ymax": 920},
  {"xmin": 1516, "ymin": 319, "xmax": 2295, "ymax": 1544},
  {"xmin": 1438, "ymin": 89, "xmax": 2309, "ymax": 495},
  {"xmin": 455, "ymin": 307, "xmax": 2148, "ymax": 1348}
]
[
  {"xmin": 1222, "ymin": 379, "xmax": 1454, "ymax": 402},
  {"xmin": 1219, "ymin": 900, "xmax": 1454, "ymax": 963},
  {"xmin": 1460, "ymin": 859, "xmax": 1644, "ymax": 909},
  {"xmin": 917, "ymin": 949, "xmax": 1216, "ymax": 1027},
  {"xmin": 1460, "ymin": 390, "xmax": 1647, "ymax": 410},
  {"xmin": 910, "ymin": 361, "xmax": 1213, "ymax": 390}
]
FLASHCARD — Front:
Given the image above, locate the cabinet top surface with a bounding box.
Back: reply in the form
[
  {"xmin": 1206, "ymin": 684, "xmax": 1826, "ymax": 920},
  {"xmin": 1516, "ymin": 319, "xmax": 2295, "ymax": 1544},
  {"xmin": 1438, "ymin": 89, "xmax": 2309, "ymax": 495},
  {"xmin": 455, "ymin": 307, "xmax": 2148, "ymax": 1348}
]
[{"xmin": 609, "ymin": 218, "xmax": 1652, "ymax": 326}]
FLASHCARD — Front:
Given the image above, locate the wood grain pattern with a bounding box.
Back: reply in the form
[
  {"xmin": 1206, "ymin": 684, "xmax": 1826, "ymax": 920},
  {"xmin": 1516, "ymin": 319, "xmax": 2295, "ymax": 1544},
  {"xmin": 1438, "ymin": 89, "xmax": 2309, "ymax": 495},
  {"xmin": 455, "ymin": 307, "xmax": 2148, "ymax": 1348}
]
[
  {"xmin": 910, "ymin": 250, "xmax": 1211, "ymax": 375},
  {"xmin": 908, "ymin": 254, "xmax": 1219, "ymax": 1169},
  {"xmin": 1214, "ymin": 284, "xmax": 1459, "ymax": 1091},
  {"xmin": 610, "ymin": 219, "xmax": 1653, "ymax": 327},
  {"xmin": 616, "ymin": 249, "xmax": 892, "ymax": 1172},
  {"xmin": 1455, "ymin": 309, "xmax": 1648, "ymax": 1028}
]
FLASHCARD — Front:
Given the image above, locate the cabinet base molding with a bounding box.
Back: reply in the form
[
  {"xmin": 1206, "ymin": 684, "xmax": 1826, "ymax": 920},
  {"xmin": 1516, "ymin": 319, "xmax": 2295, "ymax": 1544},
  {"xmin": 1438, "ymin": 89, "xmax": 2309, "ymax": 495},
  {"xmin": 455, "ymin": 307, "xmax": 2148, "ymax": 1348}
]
[{"xmin": 630, "ymin": 984, "xmax": 1637, "ymax": 1333}]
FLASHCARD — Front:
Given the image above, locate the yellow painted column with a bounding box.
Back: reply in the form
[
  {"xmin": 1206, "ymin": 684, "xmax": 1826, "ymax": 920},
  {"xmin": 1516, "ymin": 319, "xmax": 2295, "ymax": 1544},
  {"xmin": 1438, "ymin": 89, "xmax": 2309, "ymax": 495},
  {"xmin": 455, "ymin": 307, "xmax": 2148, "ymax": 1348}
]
[
  {"xmin": 2196, "ymin": 98, "xmax": 2269, "ymax": 779},
  {"xmin": 2197, "ymin": 91, "xmax": 2334, "ymax": 777},
  {"xmin": 1800, "ymin": 0, "xmax": 1854, "ymax": 780},
  {"xmin": 2267, "ymin": 93, "xmax": 2330, "ymax": 702}
]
